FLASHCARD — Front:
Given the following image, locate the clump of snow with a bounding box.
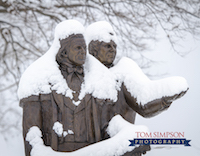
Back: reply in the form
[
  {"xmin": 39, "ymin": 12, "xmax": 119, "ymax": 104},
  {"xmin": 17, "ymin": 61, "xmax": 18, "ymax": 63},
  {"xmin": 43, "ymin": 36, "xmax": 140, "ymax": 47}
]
[
  {"xmin": 63, "ymin": 131, "xmax": 68, "ymax": 137},
  {"xmin": 26, "ymin": 126, "xmax": 59, "ymax": 156},
  {"xmin": 53, "ymin": 122, "xmax": 72, "ymax": 137},
  {"xmin": 85, "ymin": 21, "xmax": 118, "ymax": 47},
  {"xmin": 72, "ymin": 100, "xmax": 81, "ymax": 106},
  {"xmin": 53, "ymin": 122, "xmax": 64, "ymax": 137},
  {"xmin": 79, "ymin": 54, "xmax": 119, "ymax": 102},
  {"xmin": 26, "ymin": 126, "xmax": 43, "ymax": 147},
  {"xmin": 17, "ymin": 20, "xmax": 85, "ymax": 100},
  {"xmin": 107, "ymin": 114, "xmax": 148, "ymax": 141},
  {"xmin": 67, "ymin": 130, "xmax": 74, "ymax": 135},
  {"xmin": 26, "ymin": 115, "xmax": 148, "ymax": 156},
  {"xmin": 54, "ymin": 20, "xmax": 85, "ymax": 41},
  {"xmin": 110, "ymin": 57, "xmax": 189, "ymax": 105}
]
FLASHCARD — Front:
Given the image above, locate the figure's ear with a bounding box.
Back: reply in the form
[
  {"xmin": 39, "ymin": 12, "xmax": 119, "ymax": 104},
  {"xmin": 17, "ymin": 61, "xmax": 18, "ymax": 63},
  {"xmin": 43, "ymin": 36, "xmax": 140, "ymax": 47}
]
[
  {"xmin": 59, "ymin": 38, "xmax": 69, "ymax": 57},
  {"xmin": 89, "ymin": 48, "xmax": 98, "ymax": 59},
  {"xmin": 88, "ymin": 41, "xmax": 99, "ymax": 58}
]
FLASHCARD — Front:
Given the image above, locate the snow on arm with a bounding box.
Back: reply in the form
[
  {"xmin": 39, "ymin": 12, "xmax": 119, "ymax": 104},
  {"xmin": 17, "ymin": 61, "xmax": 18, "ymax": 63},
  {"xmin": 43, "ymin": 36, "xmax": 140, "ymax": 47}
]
[
  {"xmin": 26, "ymin": 115, "xmax": 148, "ymax": 156},
  {"xmin": 110, "ymin": 57, "xmax": 189, "ymax": 105}
]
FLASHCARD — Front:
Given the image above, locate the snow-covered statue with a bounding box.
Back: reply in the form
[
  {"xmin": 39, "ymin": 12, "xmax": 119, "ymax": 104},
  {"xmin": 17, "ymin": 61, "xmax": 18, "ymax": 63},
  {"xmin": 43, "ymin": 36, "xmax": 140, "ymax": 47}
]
[
  {"xmin": 18, "ymin": 19, "xmax": 189, "ymax": 156},
  {"xmin": 18, "ymin": 20, "xmax": 92, "ymax": 156},
  {"xmin": 84, "ymin": 21, "xmax": 189, "ymax": 154},
  {"xmin": 18, "ymin": 19, "xmax": 147, "ymax": 156},
  {"xmin": 85, "ymin": 21, "xmax": 188, "ymax": 118}
]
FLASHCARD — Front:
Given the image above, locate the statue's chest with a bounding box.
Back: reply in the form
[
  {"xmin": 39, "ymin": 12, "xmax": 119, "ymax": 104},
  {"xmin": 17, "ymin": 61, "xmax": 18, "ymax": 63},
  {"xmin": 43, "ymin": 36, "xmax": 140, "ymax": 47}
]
[{"xmin": 61, "ymin": 97, "xmax": 87, "ymax": 142}]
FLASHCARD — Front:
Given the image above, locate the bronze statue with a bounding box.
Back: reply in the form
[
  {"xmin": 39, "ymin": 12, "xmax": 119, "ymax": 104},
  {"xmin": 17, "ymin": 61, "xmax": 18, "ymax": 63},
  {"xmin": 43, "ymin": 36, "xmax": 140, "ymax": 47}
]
[
  {"xmin": 85, "ymin": 21, "xmax": 188, "ymax": 155},
  {"xmin": 19, "ymin": 20, "xmax": 188, "ymax": 156},
  {"xmin": 20, "ymin": 20, "xmax": 134, "ymax": 156},
  {"xmin": 86, "ymin": 21, "xmax": 186, "ymax": 119},
  {"xmin": 20, "ymin": 20, "xmax": 107, "ymax": 156}
]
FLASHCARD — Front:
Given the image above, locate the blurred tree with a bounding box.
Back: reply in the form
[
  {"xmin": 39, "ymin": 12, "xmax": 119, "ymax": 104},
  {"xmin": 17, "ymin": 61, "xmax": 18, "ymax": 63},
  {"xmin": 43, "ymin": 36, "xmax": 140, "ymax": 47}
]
[{"xmin": 0, "ymin": 0, "xmax": 200, "ymax": 137}]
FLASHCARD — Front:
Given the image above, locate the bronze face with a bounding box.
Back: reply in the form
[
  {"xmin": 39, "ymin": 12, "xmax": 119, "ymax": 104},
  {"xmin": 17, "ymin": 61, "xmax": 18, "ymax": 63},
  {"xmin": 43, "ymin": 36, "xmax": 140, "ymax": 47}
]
[
  {"xmin": 98, "ymin": 40, "xmax": 117, "ymax": 66},
  {"xmin": 57, "ymin": 34, "xmax": 86, "ymax": 66},
  {"xmin": 68, "ymin": 37, "xmax": 86, "ymax": 65}
]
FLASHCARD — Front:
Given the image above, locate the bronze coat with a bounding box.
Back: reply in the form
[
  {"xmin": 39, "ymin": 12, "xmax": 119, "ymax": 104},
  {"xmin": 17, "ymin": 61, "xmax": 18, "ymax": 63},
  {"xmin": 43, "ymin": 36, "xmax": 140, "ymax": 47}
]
[{"xmin": 21, "ymin": 84, "xmax": 169, "ymax": 156}]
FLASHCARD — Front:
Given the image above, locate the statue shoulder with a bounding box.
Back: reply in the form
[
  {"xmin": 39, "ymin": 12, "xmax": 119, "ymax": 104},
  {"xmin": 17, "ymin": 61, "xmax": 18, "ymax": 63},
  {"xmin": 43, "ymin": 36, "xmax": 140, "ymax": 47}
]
[{"xmin": 20, "ymin": 93, "xmax": 52, "ymax": 107}]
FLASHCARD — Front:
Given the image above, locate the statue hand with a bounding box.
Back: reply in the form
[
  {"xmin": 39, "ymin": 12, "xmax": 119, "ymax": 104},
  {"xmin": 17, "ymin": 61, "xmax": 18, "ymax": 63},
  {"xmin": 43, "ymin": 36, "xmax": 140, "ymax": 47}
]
[
  {"xmin": 163, "ymin": 88, "xmax": 189, "ymax": 104},
  {"xmin": 123, "ymin": 144, "xmax": 151, "ymax": 156}
]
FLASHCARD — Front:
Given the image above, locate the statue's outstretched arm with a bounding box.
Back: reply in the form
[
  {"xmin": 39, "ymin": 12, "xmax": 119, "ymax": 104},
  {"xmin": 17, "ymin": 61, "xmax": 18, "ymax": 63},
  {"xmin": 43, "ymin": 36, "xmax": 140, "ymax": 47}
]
[{"xmin": 122, "ymin": 84, "xmax": 188, "ymax": 118}]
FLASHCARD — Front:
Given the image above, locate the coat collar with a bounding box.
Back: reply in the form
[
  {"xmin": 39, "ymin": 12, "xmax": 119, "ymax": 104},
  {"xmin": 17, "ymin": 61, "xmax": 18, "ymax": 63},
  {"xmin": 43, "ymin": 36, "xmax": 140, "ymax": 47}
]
[{"xmin": 52, "ymin": 91, "xmax": 91, "ymax": 114}]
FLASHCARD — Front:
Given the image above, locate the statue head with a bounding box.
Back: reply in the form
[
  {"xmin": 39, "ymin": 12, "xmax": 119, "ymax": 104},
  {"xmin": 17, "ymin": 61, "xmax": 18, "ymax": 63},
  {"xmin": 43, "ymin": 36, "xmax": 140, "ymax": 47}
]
[
  {"xmin": 56, "ymin": 34, "xmax": 86, "ymax": 66},
  {"xmin": 54, "ymin": 20, "xmax": 86, "ymax": 66},
  {"xmin": 88, "ymin": 40, "xmax": 117, "ymax": 68},
  {"xmin": 85, "ymin": 21, "xmax": 118, "ymax": 68}
]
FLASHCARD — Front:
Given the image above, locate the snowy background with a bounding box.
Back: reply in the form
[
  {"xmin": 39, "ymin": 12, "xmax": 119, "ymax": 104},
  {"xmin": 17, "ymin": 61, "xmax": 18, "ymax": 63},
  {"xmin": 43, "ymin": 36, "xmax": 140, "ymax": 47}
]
[
  {"xmin": 0, "ymin": 28, "xmax": 200, "ymax": 156},
  {"xmin": 136, "ymin": 33, "xmax": 200, "ymax": 156}
]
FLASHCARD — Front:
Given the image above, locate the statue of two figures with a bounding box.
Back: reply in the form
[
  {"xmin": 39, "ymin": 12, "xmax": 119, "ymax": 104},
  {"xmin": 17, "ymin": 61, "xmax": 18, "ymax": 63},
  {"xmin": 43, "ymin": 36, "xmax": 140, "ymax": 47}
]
[{"xmin": 18, "ymin": 20, "xmax": 188, "ymax": 156}]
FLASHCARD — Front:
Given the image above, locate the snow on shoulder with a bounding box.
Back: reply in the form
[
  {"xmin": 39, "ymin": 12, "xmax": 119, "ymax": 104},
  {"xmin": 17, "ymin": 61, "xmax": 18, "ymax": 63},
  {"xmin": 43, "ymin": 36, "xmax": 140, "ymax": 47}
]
[
  {"xmin": 110, "ymin": 57, "xmax": 189, "ymax": 105},
  {"xmin": 17, "ymin": 20, "xmax": 85, "ymax": 100},
  {"xmin": 80, "ymin": 54, "xmax": 120, "ymax": 102}
]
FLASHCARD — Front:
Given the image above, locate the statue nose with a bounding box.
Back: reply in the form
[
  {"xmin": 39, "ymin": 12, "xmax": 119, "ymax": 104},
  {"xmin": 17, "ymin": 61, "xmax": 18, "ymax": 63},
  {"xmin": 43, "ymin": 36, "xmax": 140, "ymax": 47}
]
[
  {"xmin": 81, "ymin": 47, "xmax": 86, "ymax": 54},
  {"xmin": 111, "ymin": 44, "xmax": 115, "ymax": 50}
]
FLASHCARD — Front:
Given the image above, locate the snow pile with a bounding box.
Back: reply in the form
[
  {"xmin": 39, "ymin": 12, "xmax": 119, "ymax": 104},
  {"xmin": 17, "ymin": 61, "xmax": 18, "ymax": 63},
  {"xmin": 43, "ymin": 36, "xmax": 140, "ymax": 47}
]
[
  {"xmin": 26, "ymin": 115, "xmax": 148, "ymax": 156},
  {"xmin": 79, "ymin": 54, "xmax": 119, "ymax": 102},
  {"xmin": 110, "ymin": 57, "xmax": 189, "ymax": 104},
  {"xmin": 17, "ymin": 20, "xmax": 85, "ymax": 100},
  {"xmin": 85, "ymin": 21, "xmax": 118, "ymax": 46}
]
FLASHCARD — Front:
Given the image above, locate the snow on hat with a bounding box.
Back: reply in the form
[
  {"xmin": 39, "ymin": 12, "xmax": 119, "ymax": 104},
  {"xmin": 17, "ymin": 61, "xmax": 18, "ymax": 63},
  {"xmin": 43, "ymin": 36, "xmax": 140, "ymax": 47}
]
[
  {"xmin": 54, "ymin": 19, "xmax": 85, "ymax": 41},
  {"xmin": 85, "ymin": 21, "xmax": 117, "ymax": 45}
]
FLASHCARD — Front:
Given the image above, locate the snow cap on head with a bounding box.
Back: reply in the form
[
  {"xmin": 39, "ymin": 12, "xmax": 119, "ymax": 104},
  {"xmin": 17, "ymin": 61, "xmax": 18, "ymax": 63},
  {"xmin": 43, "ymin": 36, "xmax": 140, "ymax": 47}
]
[
  {"xmin": 54, "ymin": 19, "xmax": 85, "ymax": 41},
  {"xmin": 85, "ymin": 21, "xmax": 117, "ymax": 45}
]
